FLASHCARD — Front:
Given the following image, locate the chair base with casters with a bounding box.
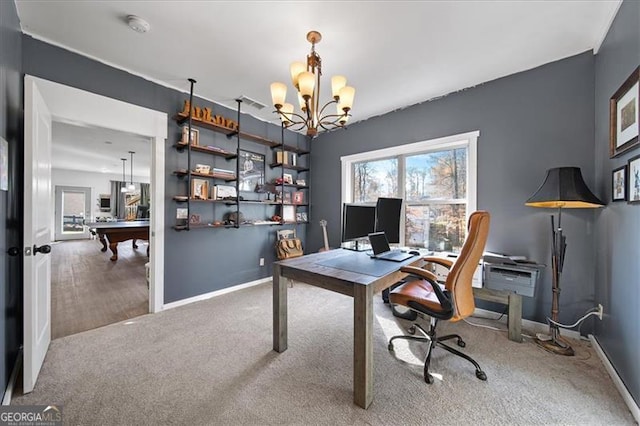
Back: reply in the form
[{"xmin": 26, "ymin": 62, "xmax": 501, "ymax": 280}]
[{"xmin": 388, "ymin": 315, "xmax": 487, "ymax": 384}]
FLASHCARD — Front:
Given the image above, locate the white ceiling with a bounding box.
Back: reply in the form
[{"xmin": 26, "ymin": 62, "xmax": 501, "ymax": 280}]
[
  {"xmin": 52, "ymin": 122, "xmax": 151, "ymax": 176},
  {"xmin": 16, "ymin": 1, "xmax": 621, "ymax": 128}
]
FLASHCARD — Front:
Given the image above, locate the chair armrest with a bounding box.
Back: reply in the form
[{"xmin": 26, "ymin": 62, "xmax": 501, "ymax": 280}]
[
  {"xmin": 400, "ymin": 266, "xmax": 452, "ymax": 312},
  {"xmin": 423, "ymin": 257, "xmax": 454, "ymax": 269}
]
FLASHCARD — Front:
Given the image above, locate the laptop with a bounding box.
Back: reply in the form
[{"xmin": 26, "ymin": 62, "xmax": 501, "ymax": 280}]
[{"xmin": 367, "ymin": 232, "xmax": 414, "ymax": 262}]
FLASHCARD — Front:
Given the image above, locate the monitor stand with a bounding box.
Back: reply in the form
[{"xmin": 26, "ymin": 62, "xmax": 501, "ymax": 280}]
[{"xmin": 343, "ymin": 239, "xmax": 369, "ymax": 252}]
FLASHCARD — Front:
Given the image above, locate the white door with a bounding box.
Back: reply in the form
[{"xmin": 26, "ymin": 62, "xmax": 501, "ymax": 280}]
[{"xmin": 23, "ymin": 76, "xmax": 53, "ymax": 393}]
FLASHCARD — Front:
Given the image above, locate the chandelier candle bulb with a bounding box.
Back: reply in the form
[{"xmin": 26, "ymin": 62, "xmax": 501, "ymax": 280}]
[
  {"xmin": 331, "ymin": 75, "xmax": 347, "ymax": 99},
  {"xmin": 339, "ymin": 86, "xmax": 355, "ymax": 111},
  {"xmin": 298, "ymin": 72, "xmax": 315, "ymax": 99},
  {"xmin": 270, "ymin": 82, "xmax": 287, "ymax": 109},
  {"xmin": 290, "ymin": 62, "xmax": 306, "ymax": 87}
]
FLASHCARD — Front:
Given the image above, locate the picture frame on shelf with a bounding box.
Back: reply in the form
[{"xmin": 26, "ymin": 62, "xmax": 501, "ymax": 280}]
[
  {"xmin": 215, "ymin": 184, "xmax": 237, "ymax": 200},
  {"xmin": 610, "ymin": 67, "xmax": 639, "ymax": 158},
  {"xmin": 182, "ymin": 126, "xmax": 199, "ymax": 146},
  {"xmin": 282, "ymin": 205, "xmax": 295, "ymax": 222},
  {"xmin": 189, "ymin": 214, "xmax": 201, "ymax": 224},
  {"xmin": 283, "ymin": 173, "xmax": 293, "ymax": 184},
  {"xmin": 296, "ymin": 212, "xmax": 308, "ymax": 222},
  {"xmin": 239, "ymin": 149, "xmax": 265, "ymax": 192},
  {"xmin": 612, "ymin": 165, "xmax": 627, "ymax": 202},
  {"xmin": 628, "ymin": 154, "xmax": 640, "ymax": 204},
  {"xmin": 283, "ymin": 191, "xmax": 292, "ymax": 204},
  {"xmin": 295, "ymin": 179, "xmax": 306, "ymax": 186},
  {"xmin": 293, "ymin": 191, "xmax": 304, "ymax": 204},
  {"xmin": 191, "ymin": 178, "xmax": 209, "ymax": 200}
]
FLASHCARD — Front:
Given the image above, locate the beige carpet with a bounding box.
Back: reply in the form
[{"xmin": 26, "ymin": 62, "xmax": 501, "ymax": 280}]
[{"xmin": 12, "ymin": 282, "xmax": 634, "ymax": 425}]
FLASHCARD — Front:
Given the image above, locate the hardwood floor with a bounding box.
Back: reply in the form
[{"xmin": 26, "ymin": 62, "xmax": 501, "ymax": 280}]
[{"xmin": 52, "ymin": 238, "xmax": 149, "ymax": 339}]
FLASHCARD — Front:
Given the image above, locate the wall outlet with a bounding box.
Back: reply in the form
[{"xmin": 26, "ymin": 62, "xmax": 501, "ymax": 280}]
[
  {"xmin": 597, "ymin": 303, "xmax": 603, "ymax": 320},
  {"xmin": 259, "ymin": 257, "xmax": 265, "ymax": 267}
]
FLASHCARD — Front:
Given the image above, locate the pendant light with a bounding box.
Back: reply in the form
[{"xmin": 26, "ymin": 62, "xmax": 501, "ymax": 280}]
[
  {"xmin": 120, "ymin": 158, "xmax": 128, "ymax": 193},
  {"xmin": 127, "ymin": 151, "xmax": 136, "ymax": 191}
]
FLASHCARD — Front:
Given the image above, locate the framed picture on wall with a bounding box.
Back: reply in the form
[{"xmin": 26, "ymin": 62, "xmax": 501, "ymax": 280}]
[
  {"xmin": 612, "ymin": 165, "xmax": 627, "ymax": 202},
  {"xmin": 238, "ymin": 150, "xmax": 265, "ymax": 192},
  {"xmin": 627, "ymin": 154, "xmax": 640, "ymax": 204},
  {"xmin": 610, "ymin": 66, "xmax": 639, "ymax": 158}
]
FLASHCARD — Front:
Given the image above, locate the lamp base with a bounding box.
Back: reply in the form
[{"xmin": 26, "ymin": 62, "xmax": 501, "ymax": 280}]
[{"xmin": 535, "ymin": 337, "xmax": 574, "ymax": 356}]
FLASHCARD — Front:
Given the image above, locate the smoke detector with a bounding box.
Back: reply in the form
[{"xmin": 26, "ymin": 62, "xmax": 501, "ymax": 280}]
[{"xmin": 127, "ymin": 15, "xmax": 150, "ymax": 34}]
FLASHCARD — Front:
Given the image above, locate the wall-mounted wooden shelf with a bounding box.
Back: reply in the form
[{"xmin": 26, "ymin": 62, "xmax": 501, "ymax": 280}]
[
  {"xmin": 175, "ymin": 113, "xmax": 279, "ymax": 148},
  {"xmin": 273, "ymin": 144, "xmax": 310, "ymax": 156},
  {"xmin": 173, "ymin": 170, "xmax": 237, "ymax": 182},
  {"xmin": 269, "ymin": 163, "xmax": 310, "ymax": 172},
  {"xmin": 174, "ymin": 142, "xmax": 236, "ymax": 159}
]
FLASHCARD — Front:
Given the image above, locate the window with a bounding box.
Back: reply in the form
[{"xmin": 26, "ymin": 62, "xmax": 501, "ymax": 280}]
[{"xmin": 341, "ymin": 131, "xmax": 478, "ymax": 252}]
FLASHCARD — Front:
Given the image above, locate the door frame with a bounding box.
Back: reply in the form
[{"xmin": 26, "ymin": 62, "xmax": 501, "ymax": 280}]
[
  {"xmin": 54, "ymin": 185, "xmax": 91, "ymax": 241},
  {"xmin": 25, "ymin": 75, "xmax": 167, "ymax": 313}
]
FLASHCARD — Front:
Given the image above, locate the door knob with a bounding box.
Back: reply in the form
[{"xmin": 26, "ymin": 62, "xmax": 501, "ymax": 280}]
[
  {"xmin": 33, "ymin": 244, "xmax": 52, "ymax": 255},
  {"xmin": 6, "ymin": 247, "xmax": 20, "ymax": 257}
]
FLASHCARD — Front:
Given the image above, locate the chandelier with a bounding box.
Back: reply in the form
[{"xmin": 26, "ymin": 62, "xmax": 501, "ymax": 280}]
[{"xmin": 270, "ymin": 31, "xmax": 355, "ymax": 137}]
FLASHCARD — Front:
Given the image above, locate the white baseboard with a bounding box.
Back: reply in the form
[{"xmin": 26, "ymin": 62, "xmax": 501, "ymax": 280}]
[
  {"xmin": 2, "ymin": 347, "xmax": 22, "ymax": 405},
  {"xmin": 589, "ymin": 334, "xmax": 640, "ymax": 423},
  {"xmin": 473, "ymin": 307, "xmax": 581, "ymax": 340},
  {"xmin": 161, "ymin": 277, "xmax": 271, "ymax": 311}
]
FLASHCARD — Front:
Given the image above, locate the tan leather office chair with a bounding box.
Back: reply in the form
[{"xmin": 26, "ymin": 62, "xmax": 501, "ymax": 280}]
[{"xmin": 388, "ymin": 211, "xmax": 490, "ymax": 383}]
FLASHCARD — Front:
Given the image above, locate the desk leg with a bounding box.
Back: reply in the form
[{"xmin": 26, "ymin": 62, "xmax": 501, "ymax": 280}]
[
  {"xmin": 508, "ymin": 293, "xmax": 523, "ymax": 343},
  {"xmin": 273, "ymin": 263, "xmax": 287, "ymax": 353},
  {"xmin": 353, "ymin": 284, "xmax": 373, "ymax": 409},
  {"xmin": 108, "ymin": 242, "xmax": 119, "ymax": 261}
]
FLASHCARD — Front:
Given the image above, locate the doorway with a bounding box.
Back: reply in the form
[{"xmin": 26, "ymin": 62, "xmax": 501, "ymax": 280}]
[
  {"xmin": 54, "ymin": 185, "xmax": 91, "ymax": 241},
  {"xmin": 23, "ymin": 75, "xmax": 167, "ymax": 392}
]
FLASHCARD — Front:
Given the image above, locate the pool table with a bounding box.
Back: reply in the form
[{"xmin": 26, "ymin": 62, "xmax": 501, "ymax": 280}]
[{"xmin": 87, "ymin": 220, "xmax": 150, "ymax": 261}]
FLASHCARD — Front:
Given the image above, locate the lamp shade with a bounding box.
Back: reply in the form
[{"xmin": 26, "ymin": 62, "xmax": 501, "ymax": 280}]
[{"xmin": 525, "ymin": 167, "xmax": 604, "ymax": 208}]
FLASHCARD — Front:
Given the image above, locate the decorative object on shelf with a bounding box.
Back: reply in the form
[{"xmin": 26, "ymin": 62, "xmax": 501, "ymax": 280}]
[
  {"xmin": 610, "ymin": 66, "xmax": 639, "ymax": 158},
  {"xmin": 276, "ymin": 151, "xmax": 288, "ymax": 165},
  {"xmin": 296, "ymin": 212, "xmax": 308, "ymax": 222},
  {"xmin": 191, "ymin": 178, "xmax": 209, "ymax": 200},
  {"xmin": 120, "ymin": 158, "xmax": 128, "ymax": 193},
  {"xmin": 295, "ymin": 179, "xmax": 306, "ymax": 186},
  {"xmin": 182, "ymin": 125, "xmax": 199, "ymax": 146},
  {"xmin": 270, "ymin": 30, "xmax": 355, "ymax": 137},
  {"xmin": 239, "ymin": 150, "xmax": 265, "ymax": 192},
  {"xmin": 189, "ymin": 214, "xmax": 201, "ymax": 224},
  {"xmin": 271, "ymin": 214, "xmax": 282, "ymax": 222},
  {"xmin": 176, "ymin": 208, "xmax": 188, "ymax": 219},
  {"xmin": 255, "ymin": 182, "xmax": 276, "ymax": 201},
  {"xmin": 293, "ymin": 191, "xmax": 304, "ymax": 204},
  {"xmin": 194, "ymin": 164, "xmax": 211, "ymax": 174},
  {"xmin": 612, "ymin": 165, "xmax": 627, "ymax": 202},
  {"xmin": 283, "ymin": 173, "xmax": 293, "ymax": 185},
  {"xmin": 525, "ymin": 167, "xmax": 604, "ymax": 356},
  {"xmin": 215, "ymin": 184, "xmax": 237, "ymax": 200},
  {"xmin": 225, "ymin": 210, "xmax": 244, "ymax": 225},
  {"xmin": 628, "ymin": 154, "xmax": 640, "ymax": 204},
  {"xmin": 127, "ymin": 151, "xmax": 136, "ymax": 191},
  {"xmin": 179, "ymin": 100, "xmax": 239, "ymax": 131}
]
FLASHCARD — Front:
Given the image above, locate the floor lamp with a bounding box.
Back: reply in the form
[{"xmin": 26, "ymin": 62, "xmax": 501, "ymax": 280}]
[{"xmin": 525, "ymin": 167, "xmax": 604, "ymax": 356}]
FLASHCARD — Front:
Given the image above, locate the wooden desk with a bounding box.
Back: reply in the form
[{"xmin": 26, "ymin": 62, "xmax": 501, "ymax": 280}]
[
  {"xmin": 473, "ymin": 287, "xmax": 523, "ymax": 343},
  {"xmin": 87, "ymin": 220, "xmax": 150, "ymax": 261},
  {"xmin": 273, "ymin": 249, "xmax": 423, "ymax": 409}
]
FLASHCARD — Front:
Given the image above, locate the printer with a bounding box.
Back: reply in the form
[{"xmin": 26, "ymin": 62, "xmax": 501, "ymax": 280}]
[{"xmin": 482, "ymin": 252, "xmax": 543, "ymax": 297}]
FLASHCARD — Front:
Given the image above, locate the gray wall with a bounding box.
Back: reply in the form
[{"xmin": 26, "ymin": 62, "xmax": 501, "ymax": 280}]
[
  {"xmin": 21, "ymin": 35, "xmax": 308, "ymax": 304},
  {"xmin": 313, "ymin": 51, "xmax": 599, "ymax": 329},
  {"xmin": 594, "ymin": 0, "xmax": 640, "ymax": 405},
  {"xmin": 0, "ymin": 0, "xmax": 24, "ymax": 399}
]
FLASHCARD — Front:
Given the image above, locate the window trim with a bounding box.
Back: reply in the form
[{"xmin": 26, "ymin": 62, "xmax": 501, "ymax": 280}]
[{"xmin": 341, "ymin": 130, "xmax": 479, "ymax": 246}]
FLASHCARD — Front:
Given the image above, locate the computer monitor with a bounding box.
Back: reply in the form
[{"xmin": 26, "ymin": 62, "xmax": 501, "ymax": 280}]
[
  {"xmin": 375, "ymin": 197, "xmax": 403, "ymax": 244},
  {"xmin": 342, "ymin": 204, "xmax": 376, "ymax": 248}
]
